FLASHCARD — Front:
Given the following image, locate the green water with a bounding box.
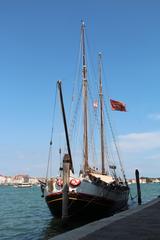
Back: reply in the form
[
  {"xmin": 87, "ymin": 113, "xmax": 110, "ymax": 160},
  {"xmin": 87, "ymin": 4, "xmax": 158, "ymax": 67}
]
[
  {"xmin": 129, "ymin": 183, "xmax": 160, "ymax": 206},
  {"xmin": 0, "ymin": 183, "xmax": 160, "ymax": 239}
]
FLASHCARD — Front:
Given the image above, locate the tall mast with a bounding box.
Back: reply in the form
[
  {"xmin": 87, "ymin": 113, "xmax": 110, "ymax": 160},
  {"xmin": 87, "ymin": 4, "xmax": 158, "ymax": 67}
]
[
  {"xmin": 81, "ymin": 21, "xmax": 88, "ymax": 173},
  {"xmin": 99, "ymin": 53, "xmax": 105, "ymax": 175}
]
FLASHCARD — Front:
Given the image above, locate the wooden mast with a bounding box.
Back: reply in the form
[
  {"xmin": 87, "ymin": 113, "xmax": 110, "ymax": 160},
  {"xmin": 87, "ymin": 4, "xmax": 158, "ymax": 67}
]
[
  {"xmin": 99, "ymin": 53, "xmax": 106, "ymax": 175},
  {"xmin": 81, "ymin": 21, "xmax": 89, "ymax": 173}
]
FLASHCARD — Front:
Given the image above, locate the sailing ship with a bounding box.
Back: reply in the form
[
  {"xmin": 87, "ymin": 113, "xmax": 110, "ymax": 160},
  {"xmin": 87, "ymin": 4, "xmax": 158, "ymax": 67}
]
[{"xmin": 40, "ymin": 21, "xmax": 130, "ymax": 220}]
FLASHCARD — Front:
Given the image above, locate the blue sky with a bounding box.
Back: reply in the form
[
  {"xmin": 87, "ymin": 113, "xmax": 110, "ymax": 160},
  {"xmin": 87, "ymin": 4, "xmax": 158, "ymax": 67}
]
[{"xmin": 0, "ymin": 0, "xmax": 160, "ymax": 178}]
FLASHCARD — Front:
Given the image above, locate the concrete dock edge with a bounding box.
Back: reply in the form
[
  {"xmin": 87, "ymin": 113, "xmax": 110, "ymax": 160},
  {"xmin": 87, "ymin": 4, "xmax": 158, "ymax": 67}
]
[{"xmin": 50, "ymin": 197, "xmax": 160, "ymax": 240}]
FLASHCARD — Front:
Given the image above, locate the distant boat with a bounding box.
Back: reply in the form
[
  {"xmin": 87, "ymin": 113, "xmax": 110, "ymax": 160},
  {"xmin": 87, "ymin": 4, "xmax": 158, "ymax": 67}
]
[
  {"xmin": 13, "ymin": 183, "xmax": 32, "ymax": 188},
  {"xmin": 40, "ymin": 21, "xmax": 130, "ymax": 220}
]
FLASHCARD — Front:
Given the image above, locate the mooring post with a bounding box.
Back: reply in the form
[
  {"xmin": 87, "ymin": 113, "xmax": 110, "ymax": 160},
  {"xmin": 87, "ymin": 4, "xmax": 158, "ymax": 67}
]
[
  {"xmin": 62, "ymin": 154, "xmax": 70, "ymax": 222},
  {"xmin": 135, "ymin": 169, "xmax": 142, "ymax": 205}
]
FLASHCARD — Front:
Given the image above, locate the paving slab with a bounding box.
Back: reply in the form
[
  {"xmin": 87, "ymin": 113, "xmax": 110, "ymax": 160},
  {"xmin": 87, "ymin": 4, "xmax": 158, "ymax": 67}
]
[{"xmin": 50, "ymin": 197, "xmax": 160, "ymax": 240}]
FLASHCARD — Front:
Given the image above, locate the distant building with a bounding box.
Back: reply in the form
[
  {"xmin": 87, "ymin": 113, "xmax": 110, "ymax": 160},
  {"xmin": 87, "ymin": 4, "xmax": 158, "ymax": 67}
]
[
  {"xmin": 13, "ymin": 175, "xmax": 29, "ymax": 184},
  {"xmin": 140, "ymin": 178, "xmax": 147, "ymax": 184},
  {"xmin": 0, "ymin": 175, "xmax": 6, "ymax": 185},
  {"xmin": 5, "ymin": 176, "xmax": 13, "ymax": 185},
  {"xmin": 0, "ymin": 174, "xmax": 43, "ymax": 185},
  {"xmin": 152, "ymin": 178, "xmax": 160, "ymax": 183},
  {"xmin": 128, "ymin": 177, "xmax": 160, "ymax": 184},
  {"xmin": 128, "ymin": 179, "xmax": 136, "ymax": 184},
  {"xmin": 29, "ymin": 177, "xmax": 39, "ymax": 185}
]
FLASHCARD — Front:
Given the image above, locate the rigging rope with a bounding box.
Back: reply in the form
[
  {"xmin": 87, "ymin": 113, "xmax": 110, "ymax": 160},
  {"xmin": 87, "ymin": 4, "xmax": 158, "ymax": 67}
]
[
  {"xmin": 68, "ymin": 35, "xmax": 82, "ymax": 126},
  {"xmin": 87, "ymin": 84, "xmax": 100, "ymax": 168},
  {"xmin": 69, "ymin": 84, "xmax": 82, "ymax": 141},
  {"xmin": 104, "ymin": 100, "xmax": 128, "ymax": 185},
  {"xmin": 85, "ymin": 29, "xmax": 99, "ymax": 93},
  {"xmin": 59, "ymin": 32, "xmax": 82, "ymax": 168},
  {"xmin": 46, "ymin": 86, "xmax": 57, "ymax": 179}
]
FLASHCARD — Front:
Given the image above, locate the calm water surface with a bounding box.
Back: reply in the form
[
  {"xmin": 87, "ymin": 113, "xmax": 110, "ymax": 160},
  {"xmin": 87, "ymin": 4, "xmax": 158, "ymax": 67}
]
[{"xmin": 0, "ymin": 183, "xmax": 160, "ymax": 240}]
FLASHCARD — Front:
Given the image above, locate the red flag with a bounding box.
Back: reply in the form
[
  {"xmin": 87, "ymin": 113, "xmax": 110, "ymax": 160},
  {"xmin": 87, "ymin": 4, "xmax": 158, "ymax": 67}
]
[{"xmin": 110, "ymin": 99, "xmax": 126, "ymax": 112}]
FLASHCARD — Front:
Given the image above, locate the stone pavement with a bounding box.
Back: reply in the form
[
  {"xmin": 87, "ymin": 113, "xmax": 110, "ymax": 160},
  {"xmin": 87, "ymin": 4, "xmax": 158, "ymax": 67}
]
[{"xmin": 51, "ymin": 197, "xmax": 160, "ymax": 240}]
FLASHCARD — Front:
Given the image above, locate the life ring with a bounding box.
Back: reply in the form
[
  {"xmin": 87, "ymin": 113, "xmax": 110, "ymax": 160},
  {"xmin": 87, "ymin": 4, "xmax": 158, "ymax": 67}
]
[
  {"xmin": 70, "ymin": 178, "xmax": 81, "ymax": 187},
  {"xmin": 56, "ymin": 178, "xmax": 63, "ymax": 187}
]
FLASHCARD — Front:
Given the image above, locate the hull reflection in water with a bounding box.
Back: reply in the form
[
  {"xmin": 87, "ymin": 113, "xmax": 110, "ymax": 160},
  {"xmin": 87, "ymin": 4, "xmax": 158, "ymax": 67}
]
[{"xmin": 42, "ymin": 212, "xmax": 113, "ymax": 240}]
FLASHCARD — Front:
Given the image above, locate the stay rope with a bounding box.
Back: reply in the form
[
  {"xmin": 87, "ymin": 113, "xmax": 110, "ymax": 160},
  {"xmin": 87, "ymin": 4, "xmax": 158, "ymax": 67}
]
[
  {"xmin": 104, "ymin": 100, "xmax": 128, "ymax": 186},
  {"xmin": 46, "ymin": 86, "xmax": 57, "ymax": 180}
]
